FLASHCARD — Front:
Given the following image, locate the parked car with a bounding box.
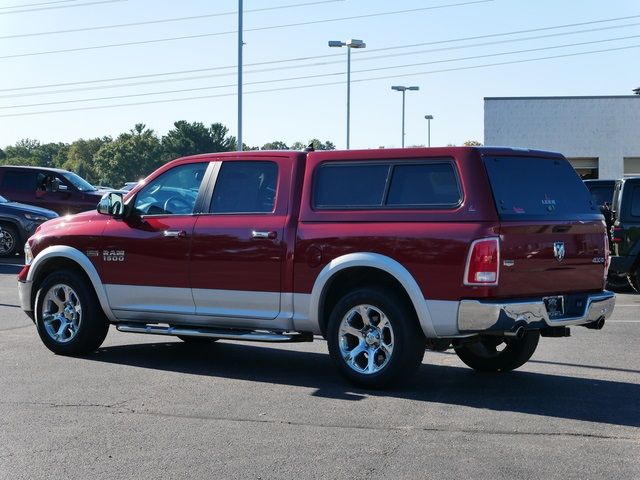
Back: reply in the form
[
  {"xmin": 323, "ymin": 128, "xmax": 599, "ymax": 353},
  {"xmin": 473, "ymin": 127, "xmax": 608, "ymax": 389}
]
[
  {"xmin": 608, "ymin": 177, "xmax": 640, "ymax": 291},
  {"xmin": 583, "ymin": 179, "xmax": 626, "ymax": 290},
  {"xmin": 18, "ymin": 147, "xmax": 615, "ymax": 388},
  {"xmin": 120, "ymin": 182, "xmax": 138, "ymax": 192},
  {"xmin": 0, "ymin": 194, "xmax": 57, "ymax": 257},
  {"xmin": 0, "ymin": 166, "xmax": 105, "ymax": 216}
]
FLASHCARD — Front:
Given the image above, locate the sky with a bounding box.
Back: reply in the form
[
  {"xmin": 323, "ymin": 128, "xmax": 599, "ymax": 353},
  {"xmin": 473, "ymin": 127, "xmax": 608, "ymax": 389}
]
[{"xmin": 0, "ymin": 0, "xmax": 639, "ymax": 151}]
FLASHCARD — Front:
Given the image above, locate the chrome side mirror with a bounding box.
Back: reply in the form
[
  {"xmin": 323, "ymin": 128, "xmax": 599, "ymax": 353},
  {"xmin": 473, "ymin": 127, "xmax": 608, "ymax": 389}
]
[{"xmin": 97, "ymin": 192, "xmax": 125, "ymax": 218}]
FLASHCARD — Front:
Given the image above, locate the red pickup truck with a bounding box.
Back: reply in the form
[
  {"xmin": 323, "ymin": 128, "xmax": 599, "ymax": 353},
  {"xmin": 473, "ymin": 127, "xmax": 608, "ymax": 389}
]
[{"xmin": 18, "ymin": 147, "xmax": 615, "ymax": 388}]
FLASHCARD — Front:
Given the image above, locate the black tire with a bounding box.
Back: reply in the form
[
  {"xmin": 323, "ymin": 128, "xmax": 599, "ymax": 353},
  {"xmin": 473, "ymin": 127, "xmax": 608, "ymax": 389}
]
[
  {"xmin": 35, "ymin": 269, "xmax": 109, "ymax": 355},
  {"xmin": 327, "ymin": 287, "xmax": 425, "ymax": 389},
  {"xmin": 177, "ymin": 335, "xmax": 218, "ymax": 344},
  {"xmin": 627, "ymin": 269, "xmax": 640, "ymax": 293},
  {"xmin": 454, "ymin": 331, "xmax": 540, "ymax": 372},
  {"xmin": 606, "ymin": 273, "xmax": 631, "ymax": 292},
  {"xmin": 0, "ymin": 224, "xmax": 20, "ymax": 257}
]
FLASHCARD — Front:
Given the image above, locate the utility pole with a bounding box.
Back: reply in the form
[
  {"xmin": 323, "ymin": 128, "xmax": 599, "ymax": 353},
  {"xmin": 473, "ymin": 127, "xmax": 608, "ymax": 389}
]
[{"xmin": 237, "ymin": 0, "xmax": 243, "ymax": 151}]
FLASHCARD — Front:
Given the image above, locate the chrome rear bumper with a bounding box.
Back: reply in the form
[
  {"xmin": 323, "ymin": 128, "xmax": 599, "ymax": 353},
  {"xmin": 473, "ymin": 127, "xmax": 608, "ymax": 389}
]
[{"xmin": 457, "ymin": 291, "xmax": 615, "ymax": 333}]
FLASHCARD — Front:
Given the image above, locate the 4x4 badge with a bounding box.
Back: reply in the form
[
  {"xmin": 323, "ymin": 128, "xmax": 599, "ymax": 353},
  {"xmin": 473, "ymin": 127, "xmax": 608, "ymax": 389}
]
[{"xmin": 553, "ymin": 242, "xmax": 565, "ymax": 262}]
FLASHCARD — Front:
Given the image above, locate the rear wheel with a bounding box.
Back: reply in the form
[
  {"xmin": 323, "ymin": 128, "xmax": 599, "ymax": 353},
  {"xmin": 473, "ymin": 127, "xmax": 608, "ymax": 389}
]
[
  {"xmin": 327, "ymin": 287, "xmax": 425, "ymax": 389},
  {"xmin": 35, "ymin": 269, "xmax": 109, "ymax": 355},
  {"xmin": 0, "ymin": 225, "xmax": 20, "ymax": 257},
  {"xmin": 627, "ymin": 267, "xmax": 640, "ymax": 293},
  {"xmin": 606, "ymin": 273, "xmax": 631, "ymax": 292},
  {"xmin": 454, "ymin": 331, "xmax": 540, "ymax": 372}
]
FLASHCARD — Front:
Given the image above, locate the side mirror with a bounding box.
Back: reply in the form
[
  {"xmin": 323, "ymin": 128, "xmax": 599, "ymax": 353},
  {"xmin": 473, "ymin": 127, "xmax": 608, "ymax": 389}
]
[{"xmin": 97, "ymin": 192, "xmax": 125, "ymax": 218}]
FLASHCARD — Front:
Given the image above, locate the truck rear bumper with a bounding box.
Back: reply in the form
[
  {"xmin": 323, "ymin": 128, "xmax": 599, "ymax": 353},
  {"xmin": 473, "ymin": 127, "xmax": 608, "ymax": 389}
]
[{"xmin": 457, "ymin": 291, "xmax": 615, "ymax": 333}]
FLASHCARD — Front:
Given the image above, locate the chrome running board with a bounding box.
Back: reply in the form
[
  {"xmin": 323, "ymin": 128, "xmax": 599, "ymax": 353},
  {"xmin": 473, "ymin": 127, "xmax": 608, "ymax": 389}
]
[{"xmin": 116, "ymin": 323, "xmax": 313, "ymax": 343}]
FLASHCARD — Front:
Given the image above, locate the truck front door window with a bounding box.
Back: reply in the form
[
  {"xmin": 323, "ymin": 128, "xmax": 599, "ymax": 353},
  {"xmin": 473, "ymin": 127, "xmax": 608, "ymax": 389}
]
[{"xmin": 134, "ymin": 163, "xmax": 207, "ymax": 216}]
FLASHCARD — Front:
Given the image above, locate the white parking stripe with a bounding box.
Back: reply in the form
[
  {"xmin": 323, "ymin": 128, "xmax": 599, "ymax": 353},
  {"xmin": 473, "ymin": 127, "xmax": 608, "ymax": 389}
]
[{"xmin": 607, "ymin": 320, "xmax": 640, "ymax": 323}]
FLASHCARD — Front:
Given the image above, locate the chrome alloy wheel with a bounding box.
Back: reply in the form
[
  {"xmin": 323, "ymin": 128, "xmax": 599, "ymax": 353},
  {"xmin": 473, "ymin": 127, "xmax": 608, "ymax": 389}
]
[
  {"xmin": 0, "ymin": 229, "xmax": 15, "ymax": 254},
  {"xmin": 41, "ymin": 284, "xmax": 82, "ymax": 343},
  {"xmin": 338, "ymin": 304, "xmax": 394, "ymax": 375}
]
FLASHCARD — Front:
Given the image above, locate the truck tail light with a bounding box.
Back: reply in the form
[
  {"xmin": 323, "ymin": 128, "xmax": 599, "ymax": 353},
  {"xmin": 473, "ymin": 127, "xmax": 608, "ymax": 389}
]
[
  {"xmin": 604, "ymin": 234, "xmax": 610, "ymax": 279},
  {"xmin": 464, "ymin": 237, "xmax": 500, "ymax": 286},
  {"xmin": 611, "ymin": 226, "xmax": 623, "ymax": 243}
]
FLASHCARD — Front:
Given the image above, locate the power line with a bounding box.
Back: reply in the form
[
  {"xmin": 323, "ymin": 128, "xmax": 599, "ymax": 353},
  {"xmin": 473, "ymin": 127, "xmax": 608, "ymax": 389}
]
[
  {"xmin": 2, "ymin": 21, "xmax": 639, "ymax": 99},
  {"xmin": 2, "ymin": 43, "xmax": 639, "ymax": 119},
  {"xmin": 0, "ymin": 0, "xmax": 493, "ymax": 60},
  {"xmin": 1, "ymin": 11, "xmax": 638, "ymax": 93},
  {"xmin": 0, "ymin": 0, "xmax": 125, "ymax": 15},
  {"xmin": 0, "ymin": 0, "xmax": 79, "ymax": 10},
  {"xmin": 4, "ymin": 35, "xmax": 640, "ymax": 109},
  {"xmin": 0, "ymin": 0, "xmax": 345, "ymax": 40}
]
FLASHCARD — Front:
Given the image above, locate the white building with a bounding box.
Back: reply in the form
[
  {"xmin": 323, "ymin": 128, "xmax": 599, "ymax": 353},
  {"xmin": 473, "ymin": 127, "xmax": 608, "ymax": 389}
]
[{"xmin": 484, "ymin": 95, "xmax": 640, "ymax": 179}]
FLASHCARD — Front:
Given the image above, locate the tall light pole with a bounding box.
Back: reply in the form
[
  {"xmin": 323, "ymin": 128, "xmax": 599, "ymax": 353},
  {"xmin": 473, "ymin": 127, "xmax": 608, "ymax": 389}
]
[
  {"xmin": 329, "ymin": 39, "xmax": 366, "ymax": 149},
  {"xmin": 425, "ymin": 114, "xmax": 434, "ymax": 147},
  {"xmin": 237, "ymin": 0, "xmax": 243, "ymax": 151},
  {"xmin": 391, "ymin": 85, "xmax": 419, "ymax": 148}
]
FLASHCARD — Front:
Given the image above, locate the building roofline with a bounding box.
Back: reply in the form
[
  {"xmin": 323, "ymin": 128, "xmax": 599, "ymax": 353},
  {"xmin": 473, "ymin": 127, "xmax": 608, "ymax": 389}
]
[{"xmin": 484, "ymin": 95, "xmax": 640, "ymax": 100}]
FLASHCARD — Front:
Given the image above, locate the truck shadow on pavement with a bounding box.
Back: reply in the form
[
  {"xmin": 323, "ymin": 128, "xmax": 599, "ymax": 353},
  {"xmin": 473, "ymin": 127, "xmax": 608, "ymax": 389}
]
[{"xmin": 86, "ymin": 340, "xmax": 640, "ymax": 428}]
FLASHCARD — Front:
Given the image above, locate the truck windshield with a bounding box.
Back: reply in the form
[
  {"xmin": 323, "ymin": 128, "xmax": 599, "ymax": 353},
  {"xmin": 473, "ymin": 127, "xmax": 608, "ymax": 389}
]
[
  {"xmin": 483, "ymin": 155, "xmax": 599, "ymax": 221},
  {"xmin": 61, "ymin": 171, "xmax": 96, "ymax": 192}
]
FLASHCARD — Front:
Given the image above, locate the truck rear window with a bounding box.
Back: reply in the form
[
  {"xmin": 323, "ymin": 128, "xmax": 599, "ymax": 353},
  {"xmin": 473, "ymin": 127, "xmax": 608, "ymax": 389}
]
[{"xmin": 483, "ymin": 156, "xmax": 598, "ymax": 220}]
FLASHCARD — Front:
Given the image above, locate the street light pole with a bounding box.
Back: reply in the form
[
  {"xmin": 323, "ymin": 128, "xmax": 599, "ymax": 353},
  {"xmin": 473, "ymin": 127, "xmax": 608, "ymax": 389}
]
[
  {"xmin": 329, "ymin": 39, "xmax": 366, "ymax": 149},
  {"xmin": 391, "ymin": 85, "xmax": 419, "ymax": 148},
  {"xmin": 237, "ymin": 0, "xmax": 243, "ymax": 151},
  {"xmin": 425, "ymin": 114, "xmax": 434, "ymax": 147}
]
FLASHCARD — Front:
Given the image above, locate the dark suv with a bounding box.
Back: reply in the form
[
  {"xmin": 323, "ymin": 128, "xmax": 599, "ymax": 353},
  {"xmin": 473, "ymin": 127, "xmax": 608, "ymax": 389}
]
[
  {"xmin": 608, "ymin": 177, "xmax": 640, "ymax": 291},
  {"xmin": 0, "ymin": 166, "xmax": 105, "ymax": 216},
  {"xmin": 0, "ymin": 194, "xmax": 58, "ymax": 256}
]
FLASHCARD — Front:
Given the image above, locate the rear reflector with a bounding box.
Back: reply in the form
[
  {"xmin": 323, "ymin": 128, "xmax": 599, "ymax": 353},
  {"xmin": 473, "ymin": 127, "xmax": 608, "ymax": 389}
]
[{"xmin": 464, "ymin": 237, "xmax": 500, "ymax": 286}]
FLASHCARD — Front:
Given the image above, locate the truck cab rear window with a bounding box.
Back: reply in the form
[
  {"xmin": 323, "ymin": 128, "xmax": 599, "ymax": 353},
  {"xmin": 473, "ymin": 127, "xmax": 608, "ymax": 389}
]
[
  {"xmin": 483, "ymin": 156, "xmax": 596, "ymax": 220},
  {"xmin": 313, "ymin": 161, "xmax": 461, "ymax": 209}
]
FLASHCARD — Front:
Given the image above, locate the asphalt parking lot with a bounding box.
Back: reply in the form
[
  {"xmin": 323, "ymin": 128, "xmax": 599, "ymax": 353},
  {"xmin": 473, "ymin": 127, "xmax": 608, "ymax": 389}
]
[{"xmin": 0, "ymin": 256, "xmax": 638, "ymax": 480}]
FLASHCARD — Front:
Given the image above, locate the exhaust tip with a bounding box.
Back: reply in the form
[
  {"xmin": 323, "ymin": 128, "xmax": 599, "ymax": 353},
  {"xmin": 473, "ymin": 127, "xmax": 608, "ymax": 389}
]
[{"xmin": 585, "ymin": 316, "xmax": 606, "ymax": 330}]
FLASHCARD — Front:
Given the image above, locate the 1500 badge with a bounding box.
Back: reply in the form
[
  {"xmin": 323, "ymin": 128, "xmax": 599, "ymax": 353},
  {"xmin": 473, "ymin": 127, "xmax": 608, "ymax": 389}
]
[{"xmin": 103, "ymin": 250, "xmax": 125, "ymax": 262}]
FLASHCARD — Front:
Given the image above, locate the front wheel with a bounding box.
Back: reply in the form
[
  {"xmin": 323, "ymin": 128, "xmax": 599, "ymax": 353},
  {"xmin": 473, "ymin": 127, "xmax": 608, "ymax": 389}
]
[
  {"xmin": 327, "ymin": 288, "xmax": 425, "ymax": 389},
  {"xmin": 35, "ymin": 269, "xmax": 109, "ymax": 355},
  {"xmin": 453, "ymin": 331, "xmax": 540, "ymax": 372},
  {"xmin": 0, "ymin": 224, "xmax": 20, "ymax": 257}
]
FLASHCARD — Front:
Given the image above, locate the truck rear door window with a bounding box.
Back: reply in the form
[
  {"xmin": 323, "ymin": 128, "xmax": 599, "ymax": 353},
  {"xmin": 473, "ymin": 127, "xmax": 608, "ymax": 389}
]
[
  {"xmin": 210, "ymin": 161, "xmax": 278, "ymax": 214},
  {"xmin": 483, "ymin": 155, "xmax": 597, "ymax": 220}
]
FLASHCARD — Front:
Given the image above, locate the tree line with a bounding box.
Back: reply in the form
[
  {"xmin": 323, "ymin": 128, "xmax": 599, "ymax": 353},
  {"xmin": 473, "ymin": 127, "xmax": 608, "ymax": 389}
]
[{"xmin": 0, "ymin": 121, "xmax": 335, "ymax": 188}]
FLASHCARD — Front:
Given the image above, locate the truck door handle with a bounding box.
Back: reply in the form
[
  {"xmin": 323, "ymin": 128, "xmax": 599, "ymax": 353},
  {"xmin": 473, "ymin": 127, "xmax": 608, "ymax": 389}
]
[
  {"xmin": 164, "ymin": 230, "xmax": 187, "ymax": 238},
  {"xmin": 252, "ymin": 230, "xmax": 277, "ymax": 239}
]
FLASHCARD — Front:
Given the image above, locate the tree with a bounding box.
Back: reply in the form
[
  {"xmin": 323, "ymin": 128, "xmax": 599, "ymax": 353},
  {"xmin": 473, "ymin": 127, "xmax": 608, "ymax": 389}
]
[
  {"xmin": 2, "ymin": 139, "xmax": 69, "ymax": 167},
  {"xmin": 290, "ymin": 139, "xmax": 336, "ymax": 151},
  {"xmin": 210, "ymin": 123, "xmax": 236, "ymax": 152},
  {"xmin": 0, "ymin": 148, "xmax": 5, "ymax": 160},
  {"xmin": 94, "ymin": 124, "xmax": 162, "ymax": 187},
  {"xmin": 463, "ymin": 140, "xmax": 483, "ymax": 146},
  {"xmin": 261, "ymin": 141, "xmax": 289, "ymax": 150},
  {"xmin": 162, "ymin": 121, "xmax": 215, "ymax": 161},
  {"xmin": 63, "ymin": 137, "xmax": 111, "ymax": 184}
]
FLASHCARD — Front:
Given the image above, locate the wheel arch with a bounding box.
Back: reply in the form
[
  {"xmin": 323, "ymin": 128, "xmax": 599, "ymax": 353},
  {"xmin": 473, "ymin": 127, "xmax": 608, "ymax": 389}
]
[
  {"xmin": 27, "ymin": 245, "xmax": 116, "ymax": 321},
  {"xmin": 309, "ymin": 252, "xmax": 436, "ymax": 338}
]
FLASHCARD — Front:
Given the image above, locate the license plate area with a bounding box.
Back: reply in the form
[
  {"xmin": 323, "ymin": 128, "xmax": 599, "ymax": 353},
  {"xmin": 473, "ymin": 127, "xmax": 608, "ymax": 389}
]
[{"xmin": 543, "ymin": 295, "xmax": 565, "ymax": 319}]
